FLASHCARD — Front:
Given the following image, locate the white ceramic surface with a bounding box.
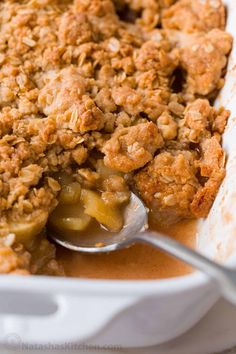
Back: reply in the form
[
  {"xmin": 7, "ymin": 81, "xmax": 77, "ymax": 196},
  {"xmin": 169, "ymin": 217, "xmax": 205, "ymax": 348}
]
[
  {"xmin": 0, "ymin": 0, "xmax": 236, "ymax": 348},
  {"xmin": 2, "ymin": 298, "xmax": 236, "ymax": 354}
]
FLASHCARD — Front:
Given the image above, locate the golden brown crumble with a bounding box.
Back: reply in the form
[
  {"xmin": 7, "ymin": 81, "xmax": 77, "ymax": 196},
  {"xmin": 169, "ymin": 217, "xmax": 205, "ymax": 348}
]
[
  {"xmin": 0, "ymin": 0, "xmax": 232, "ymax": 275},
  {"xmin": 103, "ymin": 122, "xmax": 164, "ymax": 172}
]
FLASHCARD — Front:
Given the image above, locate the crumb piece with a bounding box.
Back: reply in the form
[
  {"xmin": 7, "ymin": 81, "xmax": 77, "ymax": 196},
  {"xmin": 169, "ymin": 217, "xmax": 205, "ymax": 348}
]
[
  {"xmin": 134, "ymin": 150, "xmax": 200, "ymax": 223},
  {"xmin": 163, "ymin": 0, "xmax": 226, "ymax": 33},
  {"xmin": 103, "ymin": 122, "xmax": 164, "ymax": 172}
]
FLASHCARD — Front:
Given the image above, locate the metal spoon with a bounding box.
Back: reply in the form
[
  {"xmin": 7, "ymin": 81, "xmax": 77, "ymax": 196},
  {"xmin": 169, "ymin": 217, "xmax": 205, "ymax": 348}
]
[{"xmin": 49, "ymin": 192, "xmax": 236, "ymax": 305}]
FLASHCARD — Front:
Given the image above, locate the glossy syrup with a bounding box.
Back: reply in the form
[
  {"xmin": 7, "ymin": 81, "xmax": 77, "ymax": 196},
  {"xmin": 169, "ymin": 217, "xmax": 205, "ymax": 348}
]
[{"xmin": 57, "ymin": 218, "xmax": 197, "ymax": 280}]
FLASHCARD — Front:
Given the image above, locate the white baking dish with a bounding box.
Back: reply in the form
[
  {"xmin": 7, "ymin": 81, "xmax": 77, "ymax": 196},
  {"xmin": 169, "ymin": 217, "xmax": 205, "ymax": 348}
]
[{"xmin": 0, "ymin": 0, "xmax": 236, "ymax": 348}]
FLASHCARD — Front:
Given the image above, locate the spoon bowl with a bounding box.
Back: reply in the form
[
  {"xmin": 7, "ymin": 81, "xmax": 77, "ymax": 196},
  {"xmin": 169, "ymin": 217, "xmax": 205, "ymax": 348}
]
[{"xmin": 48, "ymin": 193, "xmax": 148, "ymax": 253}]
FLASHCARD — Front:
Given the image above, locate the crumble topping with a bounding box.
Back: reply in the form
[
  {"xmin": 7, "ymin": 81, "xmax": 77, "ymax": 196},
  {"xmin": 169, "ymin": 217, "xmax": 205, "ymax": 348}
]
[{"xmin": 0, "ymin": 0, "xmax": 232, "ymax": 275}]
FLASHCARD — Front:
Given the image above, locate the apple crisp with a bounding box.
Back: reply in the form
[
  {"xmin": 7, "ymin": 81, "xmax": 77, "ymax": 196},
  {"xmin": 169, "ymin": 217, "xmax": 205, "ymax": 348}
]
[{"xmin": 0, "ymin": 0, "xmax": 232, "ymax": 275}]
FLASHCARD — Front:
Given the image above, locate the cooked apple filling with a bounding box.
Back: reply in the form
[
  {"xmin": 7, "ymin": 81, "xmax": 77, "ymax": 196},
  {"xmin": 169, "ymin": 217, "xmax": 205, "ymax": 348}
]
[
  {"xmin": 48, "ymin": 171, "xmax": 127, "ymax": 236},
  {"xmin": 0, "ymin": 0, "xmax": 232, "ymax": 275}
]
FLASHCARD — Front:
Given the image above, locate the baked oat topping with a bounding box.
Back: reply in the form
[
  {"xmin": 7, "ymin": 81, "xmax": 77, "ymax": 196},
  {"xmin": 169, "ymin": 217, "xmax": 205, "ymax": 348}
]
[{"xmin": 0, "ymin": 0, "xmax": 232, "ymax": 275}]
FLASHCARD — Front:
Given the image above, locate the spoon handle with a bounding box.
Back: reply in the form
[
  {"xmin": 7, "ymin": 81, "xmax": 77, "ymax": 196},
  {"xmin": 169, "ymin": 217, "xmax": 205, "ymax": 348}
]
[{"xmin": 134, "ymin": 232, "xmax": 236, "ymax": 305}]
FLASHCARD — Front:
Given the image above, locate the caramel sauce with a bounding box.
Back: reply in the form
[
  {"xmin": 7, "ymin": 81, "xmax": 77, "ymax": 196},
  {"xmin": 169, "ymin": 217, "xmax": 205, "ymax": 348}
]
[{"xmin": 57, "ymin": 218, "xmax": 197, "ymax": 280}]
